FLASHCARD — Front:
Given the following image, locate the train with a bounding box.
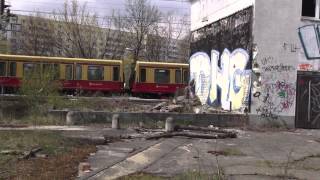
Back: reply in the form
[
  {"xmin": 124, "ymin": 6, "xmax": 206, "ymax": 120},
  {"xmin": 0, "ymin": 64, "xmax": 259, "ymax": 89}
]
[{"xmin": 0, "ymin": 54, "xmax": 189, "ymax": 97}]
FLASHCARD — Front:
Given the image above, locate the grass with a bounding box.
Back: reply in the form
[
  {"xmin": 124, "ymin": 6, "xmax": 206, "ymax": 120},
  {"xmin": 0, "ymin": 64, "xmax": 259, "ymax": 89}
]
[
  {"xmin": 221, "ymin": 148, "xmax": 246, "ymax": 156},
  {"xmin": 207, "ymin": 148, "xmax": 246, "ymax": 157},
  {"xmin": 118, "ymin": 171, "xmax": 226, "ymax": 180},
  {"xmin": 0, "ymin": 130, "xmax": 97, "ymax": 179},
  {"xmin": 0, "ymin": 96, "xmax": 159, "ymax": 126}
]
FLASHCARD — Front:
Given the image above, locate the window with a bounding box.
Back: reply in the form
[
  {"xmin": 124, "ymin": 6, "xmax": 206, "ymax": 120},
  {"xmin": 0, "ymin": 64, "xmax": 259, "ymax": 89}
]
[
  {"xmin": 65, "ymin": 64, "xmax": 73, "ymax": 80},
  {"xmin": 302, "ymin": 0, "xmax": 318, "ymax": 18},
  {"xmin": 43, "ymin": 64, "xmax": 59, "ymax": 80},
  {"xmin": 9, "ymin": 62, "xmax": 16, "ymax": 77},
  {"xmin": 23, "ymin": 63, "xmax": 39, "ymax": 78},
  {"xmin": 183, "ymin": 70, "xmax": 189, "ymax": 84},
  {"xmin": 175, "ymin": 69, "xmax": 182, "ymax": 83},
  {"xmin": 76, "ymin": 65, "xmax": 82, "ymax": 80},
  {"xmin": 0, "ymin": 62, "xmax": 6, "ymax": 76},
  {"xmin": 140, "ymin": 68, "xmax": 146, "ymax": 82},
  {"xmin": 88, "ymin": 65, "xmax": 104, "ymax": 80},
  {"xmin": 155, "ymin": 69, "xmax": 170, "ymax": 84},
  {"xmin": 113, "ymin": 66, "xmax": 119, "ymax": 81}
]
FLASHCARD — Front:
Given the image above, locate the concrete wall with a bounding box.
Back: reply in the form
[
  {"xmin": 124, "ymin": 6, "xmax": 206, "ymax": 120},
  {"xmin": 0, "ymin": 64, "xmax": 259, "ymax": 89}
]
[
  {"xmin": 251, "ymin": 0, "xmax": 320, "ymax": 125},
  {"xmin": 49, "ymin": 110, "xmax": 248, "ymax": 127},
  {"xmin": 191, "ymin": 0, "xmax": 254, "ymax": 31}
]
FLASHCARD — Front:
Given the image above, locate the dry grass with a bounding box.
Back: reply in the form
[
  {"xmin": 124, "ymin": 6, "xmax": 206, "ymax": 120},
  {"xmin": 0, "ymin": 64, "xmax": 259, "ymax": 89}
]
[
  {"xmin": 0, "ymin": 130, "xmax": 97, "ymax": 179},
  {"xmin": 118, "ymin": 171, "xmax": 226, "ymax": 180}
]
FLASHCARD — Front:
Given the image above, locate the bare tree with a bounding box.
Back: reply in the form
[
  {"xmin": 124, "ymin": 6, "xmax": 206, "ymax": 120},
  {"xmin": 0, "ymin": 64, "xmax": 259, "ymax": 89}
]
[
  {"xmin": 145, "ymin": 24, "xmax": 165, "ymax": 61},
  {"xmin": 177, "ymin": 32, "xmax": 191, "ymax": 63},
  {"xmin": 145, "ymin": 12, "xmax": 190, "ymax": 63},
  {"xmin": 101, "ymin": 12, "xmax": 131, "ymax": 60},
  {"xmin": 123, "ymin": 0, "xmax": 161, "ymax": 62},
  {"xmin": 161, "ymin": 13, "xmax": 189, "ymax": 62},
  {"xmin": 17, "ymin": 13, "xmax": 56, "ymax": 56},
  {"xmin": 53, "ymin": 0, "xmax": 104, "ymax": 59}
]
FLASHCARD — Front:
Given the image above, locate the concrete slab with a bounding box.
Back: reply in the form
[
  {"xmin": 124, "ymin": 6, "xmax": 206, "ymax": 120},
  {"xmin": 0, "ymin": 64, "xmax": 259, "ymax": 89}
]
[
  {"xmin": 88, "ymin": 138, "xmax": 189, "ymax": 180},
  {"xmin": 2, "ymin": 126, "xmax": 320, "ymax": 179}
]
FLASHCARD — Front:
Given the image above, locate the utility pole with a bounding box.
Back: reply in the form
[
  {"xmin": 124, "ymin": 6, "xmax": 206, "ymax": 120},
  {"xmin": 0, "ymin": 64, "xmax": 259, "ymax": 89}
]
[
  {"xmin": 0, "ymin": 0, "xmax": 10, "ymax": 15},
  {"xmin": 0, "ymin": 0, "xmax": 13, "ymax": 54},
  {"xmin": 0, "ymin": 0, "xmax": 11, "ymax": 33}
]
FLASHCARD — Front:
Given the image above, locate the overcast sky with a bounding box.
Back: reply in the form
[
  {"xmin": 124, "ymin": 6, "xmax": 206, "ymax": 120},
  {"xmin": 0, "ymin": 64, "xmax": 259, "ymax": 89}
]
[{"xmin": 8, "ymin": 0, "xmax": 190, "ymax": 18}]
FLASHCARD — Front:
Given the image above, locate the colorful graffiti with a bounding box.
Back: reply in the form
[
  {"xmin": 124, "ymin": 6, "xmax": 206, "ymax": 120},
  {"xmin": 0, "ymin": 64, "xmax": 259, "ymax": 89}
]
[
  {"xmin": 256, "ymin": 80, "xmax": 295, "ymax": 119},
  {"xmin": 189, "ymin": 48, "xmax": 252, "ymax": 111},
  {"xmin": 189, "ymin": 53, "xmax": 211, "ymax": 104},
  {"xmin": 298, "ymin": 64, "xmax": 313, "ymax": 71}
]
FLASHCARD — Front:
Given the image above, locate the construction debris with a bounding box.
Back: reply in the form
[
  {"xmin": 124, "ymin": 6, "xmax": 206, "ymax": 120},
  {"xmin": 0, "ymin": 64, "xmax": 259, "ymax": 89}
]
[
  {"xmin": 174, "ymin": 125, "xmax": 236, "ymax": 135},
  {"xmin": 151, "ymin": 102, "xmax": 167, "ymax": 111},
  {"xmin": 1, "ymin": 148, "xmax": 48, "ymax": 160},
  {"xmin": 103, "ymin": 123, "xmax": 237, "ymax": 141},
  {"xmin": 78, "ymin": 162, "xmax": 92, "ymax": 177},
  {"xmin": 19, "ymin": 147, "xmax": 43, "ymax": 160},
  {"xmin": 150, "ymin": 95, "xmax": 202, "ymax": 113},
  {"xmin": 0, "ymin": 150, "xmax": 23, "ymax": 155},
  {"xmin": 145, "ymin": 131, "xmax": 237, "ymax": 140}
]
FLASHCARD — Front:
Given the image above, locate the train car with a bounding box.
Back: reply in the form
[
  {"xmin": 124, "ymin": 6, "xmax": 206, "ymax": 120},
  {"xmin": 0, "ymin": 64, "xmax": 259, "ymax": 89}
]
[
  {"xmin": 0, "ymin": 54, "xmax": 124, "ymax": 94},
  {"xmin": 131, "ymin": 61, "xmax": 189, "ymax": 96}
]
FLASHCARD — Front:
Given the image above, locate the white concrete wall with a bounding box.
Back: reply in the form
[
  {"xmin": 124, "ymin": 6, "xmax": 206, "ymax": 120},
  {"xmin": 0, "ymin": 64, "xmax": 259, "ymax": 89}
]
[
  {"xmin": 191, "ymin": 0, "xmax": 254, "ymax": 31},
  {"xmin": 252, "ymin": 0, "xmax": 310, "ymax": 119}
]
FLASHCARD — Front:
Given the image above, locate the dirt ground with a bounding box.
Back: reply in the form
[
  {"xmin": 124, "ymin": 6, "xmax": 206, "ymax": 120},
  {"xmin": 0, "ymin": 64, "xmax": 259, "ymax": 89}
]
[{"xmin": 0, "ymin": 130, "xmax": 99, "ymax": 180}]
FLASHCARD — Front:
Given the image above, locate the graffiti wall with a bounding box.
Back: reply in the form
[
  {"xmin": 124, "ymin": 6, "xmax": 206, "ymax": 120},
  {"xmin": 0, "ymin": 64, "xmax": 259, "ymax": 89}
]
[
  {"xmin": 190, "ymin": 49, "xmax": 251, "ymax": 111},
  {"xmin": 190, "ymin": 7, "xmax": 253, "ymax": 112},
  {"xmin": 252, "ymin": 54, "xmax": 297, "ymax": 119}
]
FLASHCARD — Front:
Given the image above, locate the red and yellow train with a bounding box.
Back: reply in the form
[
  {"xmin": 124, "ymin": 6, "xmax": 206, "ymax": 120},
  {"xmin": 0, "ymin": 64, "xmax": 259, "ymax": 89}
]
[{"xmin": 0, "ymin": 54, "xmax": 189, "ymax": 96}]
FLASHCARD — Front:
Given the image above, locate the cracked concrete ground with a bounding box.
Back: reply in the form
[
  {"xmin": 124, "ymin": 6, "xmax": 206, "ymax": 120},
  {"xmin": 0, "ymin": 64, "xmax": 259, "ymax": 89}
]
[
  {"xmin": 83, "ymin": 129, "xmax": 320, "ymax": 180},
  {"xmin": 1, "ymin": 126, "xmax": 320, "ymax": 179}
]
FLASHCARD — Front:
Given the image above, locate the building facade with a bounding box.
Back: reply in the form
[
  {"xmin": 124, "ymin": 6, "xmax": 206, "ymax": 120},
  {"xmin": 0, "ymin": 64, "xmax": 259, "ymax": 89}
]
[
  {"xmin": 5, "ymin": 15, "xmax": 189, "ymax": 63},
  {"xmin": 190, "ymin": 0, "xmax": 320, "ymax": 128}
]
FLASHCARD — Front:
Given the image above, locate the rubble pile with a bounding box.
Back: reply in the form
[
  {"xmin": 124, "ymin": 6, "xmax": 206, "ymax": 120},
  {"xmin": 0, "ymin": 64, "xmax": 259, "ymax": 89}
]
[
  {"xmin": 149, "ymin": 95, "xmax": 201, "ymax": 113},
  {"xmin": 149, "ymin": 95, "xmax": 230, "ymax": 114}
]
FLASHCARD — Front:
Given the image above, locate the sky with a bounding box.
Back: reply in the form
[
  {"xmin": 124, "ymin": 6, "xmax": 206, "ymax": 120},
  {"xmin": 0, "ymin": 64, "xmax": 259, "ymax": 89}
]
[{"xmin": 7, "ymin": 0, "xmax": 191, "ymax": 18}]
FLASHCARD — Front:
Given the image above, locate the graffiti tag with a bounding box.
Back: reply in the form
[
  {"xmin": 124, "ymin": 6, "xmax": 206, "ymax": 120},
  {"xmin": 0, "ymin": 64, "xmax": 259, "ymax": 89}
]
[{"xmin": 190, "ymin": 48, "xmax": 252, "ymax": 111}]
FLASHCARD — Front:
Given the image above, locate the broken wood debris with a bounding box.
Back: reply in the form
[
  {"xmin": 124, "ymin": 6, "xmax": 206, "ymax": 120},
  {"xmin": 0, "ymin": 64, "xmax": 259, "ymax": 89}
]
[
  {"xmin": 19, "ymin": 147, "xmax": 43, "ymax": 160},
  {"xmin": 174, "ymin": 125, "xmax": 236, "ymax": 136},
  {"xmin": 145, "ymin": 131, "xmax": 236, "ymax": 140},
  {"xmin": 1, "ymin": 147, "xmax": 48, "ymax": 160},
  {"xmin": 0, "ymin": 150, "xmax": 23, "ymax": 155}
]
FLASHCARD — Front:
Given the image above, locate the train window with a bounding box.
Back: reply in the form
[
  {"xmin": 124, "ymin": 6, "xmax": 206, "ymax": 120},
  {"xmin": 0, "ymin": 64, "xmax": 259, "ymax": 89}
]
[
  {"xmin": 9, "ymin": 62, "xmax": 16, "ymax": 77},
  {"xmin": 113, "ymin": 66, "xmax": 119, "ymax": 81},
  {"xmin": 53, "ymin": 64, "xmax": 59, "ymax": 80},
  {"xmin": 0, "ymin": 62, "xmax": 6, "ymax": 76},
  {"xmin": 76, "ymin": 65, "xmax": 82, "ymax": 80},
  {"xmin": 23, "ymin": 63, "xmax": 39, "ymax": 78},
  {"xmin": 140, "ymin": 68, "xmax": 146, "ymax": 82},
  {"xmin": 175, "ymin": 69, "xmax": 182, "ymax": 84},
  {"xmin": 43, "ymin": 64, "xmax": 59, "ymax": 80},
  {"xmin": 88, "ymin": 65, "xmax": 104, "ymax": 80},
  {"xmin": 155, "ymin": 69, "xmax": 170, "ymax": 84},
  {"xmin": 65, "ymin": 64, "xmax": 73, "ymax": 80},
  {"xmin": 183, "ymin": 70, "xmax": 189, "ymax": 84}
]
